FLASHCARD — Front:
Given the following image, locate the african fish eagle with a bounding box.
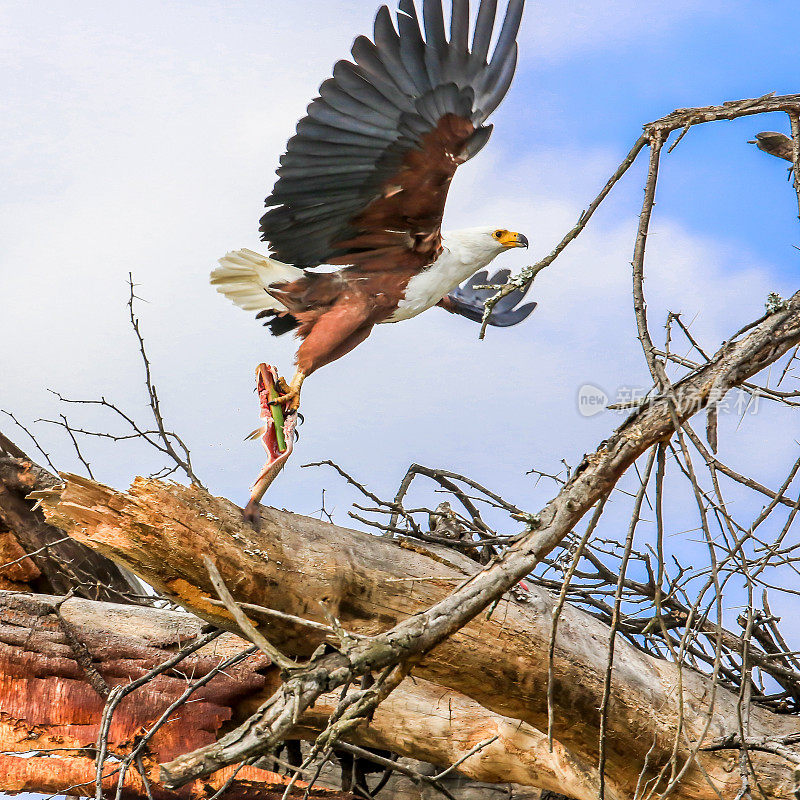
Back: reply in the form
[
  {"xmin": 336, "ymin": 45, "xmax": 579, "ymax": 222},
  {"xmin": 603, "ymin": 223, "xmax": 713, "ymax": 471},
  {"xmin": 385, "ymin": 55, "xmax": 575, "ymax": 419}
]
[{"xmin": 211, "ymin": 0, "xmax": 532, "ymax": 412}]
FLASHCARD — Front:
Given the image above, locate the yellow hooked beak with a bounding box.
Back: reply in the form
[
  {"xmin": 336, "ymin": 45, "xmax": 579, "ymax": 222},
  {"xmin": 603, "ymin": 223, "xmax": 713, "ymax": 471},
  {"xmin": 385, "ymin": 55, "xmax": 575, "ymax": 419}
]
[{"xmin": 498, "ymin": 230, "xmax": 529, "ymax": 248}]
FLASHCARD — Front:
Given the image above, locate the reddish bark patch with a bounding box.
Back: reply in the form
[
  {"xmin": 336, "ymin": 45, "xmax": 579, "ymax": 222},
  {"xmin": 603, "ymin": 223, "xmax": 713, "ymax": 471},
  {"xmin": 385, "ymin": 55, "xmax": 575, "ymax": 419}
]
[{"xmin": 0, "ymin": 597, "xmax": 346, "ymax": 798}]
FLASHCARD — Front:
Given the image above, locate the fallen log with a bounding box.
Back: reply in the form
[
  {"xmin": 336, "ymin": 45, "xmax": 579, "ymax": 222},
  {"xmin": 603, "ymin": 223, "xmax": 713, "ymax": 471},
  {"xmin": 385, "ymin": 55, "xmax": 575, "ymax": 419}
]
[
  {"xmin": 0, "ymin": 591, "xmax": 593, "ymax": 798},
  {"xmin": 35, "ymin": 473, "xmax": 799, "ymax": 800}
]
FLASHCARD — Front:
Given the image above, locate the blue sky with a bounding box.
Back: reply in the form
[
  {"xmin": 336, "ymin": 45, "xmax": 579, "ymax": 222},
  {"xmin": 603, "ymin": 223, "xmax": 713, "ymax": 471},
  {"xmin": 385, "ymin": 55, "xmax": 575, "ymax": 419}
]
[{"xmin": 2, "ymin": 0, "xmax": 800, "ymax": 627}]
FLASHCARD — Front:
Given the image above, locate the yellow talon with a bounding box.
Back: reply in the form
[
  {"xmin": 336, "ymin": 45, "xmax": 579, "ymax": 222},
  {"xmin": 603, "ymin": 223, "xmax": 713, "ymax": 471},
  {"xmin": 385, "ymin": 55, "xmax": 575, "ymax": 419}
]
[
  {"xmin": 268, "ymin": 371, "xmax": 306, "ymax": 412},
  {"xmin": 268, "ymin": 389, "xmax": 300, "ymax": 412}
]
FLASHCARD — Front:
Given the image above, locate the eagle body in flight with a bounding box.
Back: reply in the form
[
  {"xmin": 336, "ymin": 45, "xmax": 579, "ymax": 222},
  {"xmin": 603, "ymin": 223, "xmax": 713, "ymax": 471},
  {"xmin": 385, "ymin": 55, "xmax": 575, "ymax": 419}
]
[{"xmin": 212, "ymin": 0, "xmax": 531, "ymax": 410}]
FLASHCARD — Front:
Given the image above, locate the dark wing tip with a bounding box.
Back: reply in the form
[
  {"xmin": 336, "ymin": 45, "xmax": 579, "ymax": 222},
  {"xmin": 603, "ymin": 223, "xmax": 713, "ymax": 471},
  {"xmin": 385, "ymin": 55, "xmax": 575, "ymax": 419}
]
[
  {"xmin": 490, "ymin": 300, "xmax": 537, "ymax": 327},
  {"xmin": 445, "ymin": 267, "xmax": 538, "ymax": 327}
]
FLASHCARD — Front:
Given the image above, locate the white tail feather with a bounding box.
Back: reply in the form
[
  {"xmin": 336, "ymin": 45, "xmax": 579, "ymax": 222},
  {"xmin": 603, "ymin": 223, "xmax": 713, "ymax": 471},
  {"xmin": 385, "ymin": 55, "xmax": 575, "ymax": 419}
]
[{"xmin": 210, "ymin": 249, "xmax": 304, "ymax": 313}]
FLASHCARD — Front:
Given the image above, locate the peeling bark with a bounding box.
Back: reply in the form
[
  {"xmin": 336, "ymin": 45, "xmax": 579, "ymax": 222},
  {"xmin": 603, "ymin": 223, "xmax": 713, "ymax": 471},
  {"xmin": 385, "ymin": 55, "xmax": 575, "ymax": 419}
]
[
  {"xmin": 0, "ymin": 757, "xmax": 319, "ymax": 800},
  {"xmin": 0, "ymin": 592, "xmax": 344, "ymax": 799}
]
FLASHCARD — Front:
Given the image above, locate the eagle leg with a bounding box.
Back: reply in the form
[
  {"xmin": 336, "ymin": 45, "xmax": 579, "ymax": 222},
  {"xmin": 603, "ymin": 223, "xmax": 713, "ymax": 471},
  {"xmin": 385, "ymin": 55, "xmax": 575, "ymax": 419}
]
[{"xmin": 269, "ymin": 370, "xmax": 306, "ymax": 413}]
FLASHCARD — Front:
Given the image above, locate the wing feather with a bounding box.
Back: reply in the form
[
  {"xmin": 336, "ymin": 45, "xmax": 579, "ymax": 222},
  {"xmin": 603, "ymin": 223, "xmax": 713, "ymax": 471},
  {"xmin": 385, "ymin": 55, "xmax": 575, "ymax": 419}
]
[
  {"xmin": 450, "ymin": 0, "xmax": 470, "ymax": 52},
  {"xmin": 333, "ymin": 60, "xmax": 414, "ymax": 112},
  {"xmin": 277, "ymin": 163, "xmax": 376, "ymax": 180},
  {"xmin": 373, "ymin": 7, "xmax": 422, "ymax": 99},
  {"xmin": 294, "ymin": 118, "xmax": 393, "ymax": 148},
  {"xmin": 280, "ymin": 152, "xmax": 380, "ymax": 168},
  {"xmin": 397, "ymin": 0, "xmax": 431, "ymax": 94},
  {"xmin": 480, "ymin": 42, "xmax": 518, "ymax": 118},
  {"xmin": 422, "ymin": 0, "xmax": 447, "ymax": 55},
  {"xmin": 260, "ymin": 0, "xmax": 525, "ymax": 269},
  {"xmin": 491, "ymin": 0, "xmax": 524, "ymax": 64},
  {"xmin": 285, "ymin": 139, "xmax": 387, "ymax": 159},
  {"xmin": 319, "ymin": 80, "xmax": 398, "ymax": 127},
  {"xmin": 306, "ymin": 102, "xmax": 396, "ymax": 139},
  {"xmin": 351, "ymin": 36, "xmax": 412, "ymax": 98},
  {"xmin": 472, "ymin": 0, "xmax": 498, "ymax": 66}
]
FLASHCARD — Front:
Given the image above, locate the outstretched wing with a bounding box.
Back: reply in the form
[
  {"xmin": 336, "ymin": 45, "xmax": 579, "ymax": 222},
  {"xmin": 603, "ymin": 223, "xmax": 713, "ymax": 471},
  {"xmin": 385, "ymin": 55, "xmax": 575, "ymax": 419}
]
[
  {"xmin": 446, "ymin": 269, "xmax": 537, "ymax": 326},
  {"xmin": 260, "ymin": 0, "xmax": 524, "ymax": 270}
]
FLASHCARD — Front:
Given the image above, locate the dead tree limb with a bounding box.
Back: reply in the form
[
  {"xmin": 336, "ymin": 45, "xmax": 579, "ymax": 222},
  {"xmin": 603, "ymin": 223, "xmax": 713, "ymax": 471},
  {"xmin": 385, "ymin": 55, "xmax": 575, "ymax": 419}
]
[{"xmin": 33, "ymin": 467, "xmax": 799, "ymax": 799}]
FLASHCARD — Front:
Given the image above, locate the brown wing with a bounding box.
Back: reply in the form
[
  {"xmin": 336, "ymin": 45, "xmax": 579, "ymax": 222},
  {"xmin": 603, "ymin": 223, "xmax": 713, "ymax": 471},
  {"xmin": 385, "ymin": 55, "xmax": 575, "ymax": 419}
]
[{"xmin": 259, "ymin": 0, "xmax": 524, "ymax": 270}]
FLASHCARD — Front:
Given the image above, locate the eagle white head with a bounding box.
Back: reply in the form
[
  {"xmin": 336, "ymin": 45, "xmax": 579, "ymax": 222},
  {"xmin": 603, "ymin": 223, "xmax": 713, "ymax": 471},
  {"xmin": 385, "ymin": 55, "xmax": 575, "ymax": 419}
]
[{"xmin": 442, "ymin": 226, "xmax": 529, "ymax": 264}]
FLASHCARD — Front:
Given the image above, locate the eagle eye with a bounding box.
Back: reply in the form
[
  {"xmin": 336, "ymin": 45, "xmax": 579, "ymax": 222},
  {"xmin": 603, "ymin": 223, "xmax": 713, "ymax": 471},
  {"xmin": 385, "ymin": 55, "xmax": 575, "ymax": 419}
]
[{"xmin": 494, "ymin": 229, "xmax": 505, "ymax": 239}]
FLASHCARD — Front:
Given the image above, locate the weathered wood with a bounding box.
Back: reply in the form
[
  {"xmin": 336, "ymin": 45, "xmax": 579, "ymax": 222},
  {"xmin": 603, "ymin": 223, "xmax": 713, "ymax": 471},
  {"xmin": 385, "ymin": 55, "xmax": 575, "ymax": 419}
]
[
  {"xmin": 0, "ymin": 758, "xmax": 314, "ymax": 800},
  {"xmin": 0, "ymin": 438, "xmax": 136, "ymax": 601},
  {"xmin": 0, "ymin": 591, "xmax": 346, "ymax": 799},
  {"xmin": 0, "ymin": 591, "xmax": 590, "ymax": 798},
  {"xmin": 36, "ymin": 472, "xmax": 799, "ymax": 800},
  {"xmin": 302, "ymin": 680, "xmax": 596, "ymax": 798}
]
